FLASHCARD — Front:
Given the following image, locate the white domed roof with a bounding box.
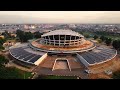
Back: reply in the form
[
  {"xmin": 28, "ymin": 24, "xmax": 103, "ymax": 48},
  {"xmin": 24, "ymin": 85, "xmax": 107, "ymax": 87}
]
[{"xmin": 41, "ymin": 29, "xmax": 84, "ymax": 37}]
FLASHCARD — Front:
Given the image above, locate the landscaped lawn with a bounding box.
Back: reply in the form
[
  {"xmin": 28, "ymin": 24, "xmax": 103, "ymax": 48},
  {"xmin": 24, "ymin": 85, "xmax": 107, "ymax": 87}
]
[
  {"xmin": 112, "ymin": 71, "xmax": 120, "ymax": 79},
  {"xmin": 0, "ymin": 67, "xmax": 32, "ymax": 79},
  {"xmin": 0, "ymin": 55, "xmax": 32, "ymax": 79},
  {"xmin": 82, "ymin": 31, "xmax": 120, "ymax": 40}
]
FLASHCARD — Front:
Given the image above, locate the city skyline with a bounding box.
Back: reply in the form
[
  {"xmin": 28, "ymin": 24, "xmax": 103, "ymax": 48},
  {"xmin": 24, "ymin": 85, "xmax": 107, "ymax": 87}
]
[{"xmin": 0, "ymin": 11, "xmax": 120, "ymax": 24}]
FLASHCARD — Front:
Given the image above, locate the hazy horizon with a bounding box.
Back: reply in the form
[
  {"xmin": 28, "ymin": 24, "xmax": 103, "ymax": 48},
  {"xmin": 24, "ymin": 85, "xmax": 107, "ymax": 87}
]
[{"xmin": 0, "ymin": 11, "xmax": 120, "ymax": 24}]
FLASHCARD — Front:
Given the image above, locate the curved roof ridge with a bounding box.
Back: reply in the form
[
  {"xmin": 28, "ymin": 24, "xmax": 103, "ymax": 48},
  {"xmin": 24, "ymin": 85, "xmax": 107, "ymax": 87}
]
[{"xmin": 41, "ymin": 29, "xmax": 84, "ymax": 37}]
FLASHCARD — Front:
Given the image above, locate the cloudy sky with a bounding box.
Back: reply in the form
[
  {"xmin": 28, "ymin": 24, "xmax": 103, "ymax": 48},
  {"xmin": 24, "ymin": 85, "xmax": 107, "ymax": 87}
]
[{"xmin": 0, "ymin": 11, "xmax": 120, "ymax": 24}]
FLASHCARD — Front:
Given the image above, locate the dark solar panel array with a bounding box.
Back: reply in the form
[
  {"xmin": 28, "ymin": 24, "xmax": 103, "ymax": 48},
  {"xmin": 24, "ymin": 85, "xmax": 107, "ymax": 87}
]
[
  {"xmin": 10, "ymin": 47, "xmax": 42, "ymax": 64},
  {"xmin": 30, "ymin": 55, "xmax": 41, "ymax": 63},
  {"xmin": 23, "ymin": 54, "xmax": 36, "ymax": 61},
  {"xmin": 80, "ymin": 53, "xmax": 95, "ymax": 64},
  {"xmin": 79, "ymin": 47, "xmax": 116, "ymax": 64}
]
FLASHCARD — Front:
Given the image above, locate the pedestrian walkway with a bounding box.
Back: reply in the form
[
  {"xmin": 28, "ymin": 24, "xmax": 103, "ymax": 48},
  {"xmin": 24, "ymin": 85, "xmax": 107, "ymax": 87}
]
[{"xmin": 33, "ymin": 67, "xmax": 89, "ymax": 79}]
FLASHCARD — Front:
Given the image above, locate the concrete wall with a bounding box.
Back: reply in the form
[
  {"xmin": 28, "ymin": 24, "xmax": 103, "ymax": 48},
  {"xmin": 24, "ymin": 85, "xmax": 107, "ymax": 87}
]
[
  {"xmin": 34, "ymin": 53, "xmax": 47, "ymax": 65},
  {"xmin": 52, "ymin": 58, "xmax": 71, "ymax": 71}
]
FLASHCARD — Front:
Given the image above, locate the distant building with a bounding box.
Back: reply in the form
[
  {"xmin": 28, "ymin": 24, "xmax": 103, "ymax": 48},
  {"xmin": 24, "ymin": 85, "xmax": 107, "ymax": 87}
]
[
  {"xmin": 3, "ymin": 40, "xmax": 16, "ymax": 47},
  {"xmin": 0, "ymin": 35, "xmax": 4, "ymax": 39},
  {"xmin": 10, "ymin": 34, "xmax": 17, "ymax": 37}
]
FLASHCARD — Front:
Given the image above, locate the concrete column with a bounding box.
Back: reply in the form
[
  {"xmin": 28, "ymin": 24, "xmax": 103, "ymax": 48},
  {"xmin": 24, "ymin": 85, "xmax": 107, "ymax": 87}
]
[
  {"xmin": 45, "ymin": 36, "xmax": 47, "ymax": 45},
  {"xmin": 77, "ymin": 36, "xmax": 80, "ymax": 46},
  {"xmin": 53, "ymin": 35, "xmax": 55, "ymax": 46},
  {"xmin": 81, "ymin": 37, "xmax": 83, "ymax": 44},
  {"xmin": 64, "ymin": 35, "xmax": 66, "ymax": 45},
  {"xmin": 79, "ymin": 37, "xmax": 81, "ymax": 45},
  {"xmin": 70, "ymin": 35, "xmax": 71, "ymax": 46},
  {"xmin": 59, "ymin": 35, "xmax": 60, "ymax": 46},
  {"xmin": 74, "ymin": 36, "xmax": 76, "ymax": 46},
  {"xmin": 48, "ymin": 36, "xmax": 51, "ymax": 45}
]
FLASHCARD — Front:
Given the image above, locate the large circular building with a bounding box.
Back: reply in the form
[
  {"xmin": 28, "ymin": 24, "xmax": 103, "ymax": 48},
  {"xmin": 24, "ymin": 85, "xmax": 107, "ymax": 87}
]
[
  {"xmin": 9, "ymin": 29, "xmax": 117, "ymax": 78},
  {"xmin": 41, "ymin": 29, "xmax": 84, "ymax": 47},
  {"xmin": 29, "ymin": 29, "xmax": 95, "ymax": 53}
]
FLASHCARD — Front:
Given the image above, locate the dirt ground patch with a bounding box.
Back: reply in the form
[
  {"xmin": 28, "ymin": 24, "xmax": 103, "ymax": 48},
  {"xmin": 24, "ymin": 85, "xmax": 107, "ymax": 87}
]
[
  {"xmin": 89, "ymin": 73, "xmax": 111, "ymax": 79},
  {"xmin": 54, "ymin": 60, "xmax": 69, "ymax": 70},
  {"xmin": 31, "ymin": 40, "xmax": 94, "ymax": 51},
  {"xmin": 88, "ymin": 55, "xmax": 120, "ymax": 79}
]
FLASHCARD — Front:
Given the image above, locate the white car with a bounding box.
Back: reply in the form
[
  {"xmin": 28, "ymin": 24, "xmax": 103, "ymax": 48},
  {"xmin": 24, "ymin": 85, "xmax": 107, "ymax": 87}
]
[{"xmin": 84, "ymin": 70, "xmax": 91, "ymax": 74}]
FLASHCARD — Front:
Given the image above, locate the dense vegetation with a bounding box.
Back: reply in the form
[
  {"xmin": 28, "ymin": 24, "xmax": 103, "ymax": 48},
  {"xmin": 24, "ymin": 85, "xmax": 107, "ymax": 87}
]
[
  {"xmin": 95, "ymin": 35, "xmax": 120, "ymax": 50},
  {"xmin": 105, "ymin": 38, "xmax": 112, "ymax": 46},
  {"xmin": 0, "ymin": 38, "xmax": 6, "ymax": 50},
  {"xmin": 100, "ymin": 35, "xmax": 107, "ymax": 42},
  {"xmin": 112, "ymin": 40, "xmax": 120, "ymax": 51},
  {"xmin": 2, "ymin": 30, "xmax": 16, "ymax": 39},
  {"xmin": 76, "ymin": 30, "xmax": 120, "ymax": 51},
  {"xmin": 93, "ymin": 35, "xmax": 98, "ymax": 40},
  {"xmin": 16, "ymin": 30, "xmax": 42, "ymax": 42},
  {"xmin": 112, "ymin": 71, "xmax": 120, "ymax": 79},
  {"xmin": 0, "ymin": 55, "xmax": 32, "ymax": 79},
  {"xmin": 94, "ymin": 31, "xmax": 120, "ymax": 38},
  {"xmin": 16, "ymin": 30, "xmax": 34, "ymax": 42},
  {"xmin": 33, "ymin": 31, "xmax": 42, "ymax": 38}
]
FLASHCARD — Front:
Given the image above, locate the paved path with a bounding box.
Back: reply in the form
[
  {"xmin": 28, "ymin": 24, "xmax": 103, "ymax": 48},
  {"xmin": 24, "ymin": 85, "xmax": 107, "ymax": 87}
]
[{"xmin": 33, "ymin": 67, "xmax": 89, "ymax": 79}]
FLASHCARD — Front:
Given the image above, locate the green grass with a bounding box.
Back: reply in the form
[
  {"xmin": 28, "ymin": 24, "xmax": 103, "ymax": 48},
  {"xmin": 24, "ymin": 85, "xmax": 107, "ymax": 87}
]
[
  {"xmin": 0, "ymin": 56, "xmax": 9, "ymax": 64},
  {"xmin": 0, "ymin": 67, "xmax": 32, "ymax": 79},
  {"xmin": 81, "ymin": 32, "xmax": 94, "ymax": 38},
  {"xmin": 0, "ymin": 65, "xmax": 32, "ymax": 79},
  {"xmin": 104, "ymin": 35, "xmax": 120, "ymax": 40},
  {"xmin": 37, "ymin": 75, "xmax": 78, "ymax": 79},
  {"xmin": 79, "ymin": 31, "xmax": 120, "ymax": 40},
  {"xmin": 22, "ymin": 71, "xmax": 32, "ymax": 79},
  {"xmin": 112, "ymin": 71, "xmax": 120, "ymax": 79},
  {"xmin": 0, "ymin": 55, "xmax": 32, "ymax": 79},
  {"xmin": 82, "ymin": 32, "xmax": 94, "ymax": 36}
]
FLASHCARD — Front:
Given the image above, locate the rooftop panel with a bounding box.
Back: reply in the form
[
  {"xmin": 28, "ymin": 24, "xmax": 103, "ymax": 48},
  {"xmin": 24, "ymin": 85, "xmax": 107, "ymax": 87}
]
[{"xmin": 41, "ymin": 29, "xmax": 84, "ymax": 37}]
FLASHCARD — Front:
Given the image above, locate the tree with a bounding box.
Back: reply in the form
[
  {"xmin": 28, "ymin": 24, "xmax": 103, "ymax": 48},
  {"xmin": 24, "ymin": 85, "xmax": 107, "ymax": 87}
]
[
  {"xmin": 0, "ymin": 38, "xmax": 6, "ymax": 50},
  {"xmin": 16, "ymin": 30, "xmax": 34, "ymax": 42},
  {"xmin": 112, "ymin": 40, "xmax": 120, "ymax": 50},
  {"xmin": 84, "ymin": 34, "xmax": 90, "ymax": 38},
  {"xmin": 105, "ymin": 38, "xmax": 112, "ymax": 46},
  {"xmin": 0, "ymin": 38, "xmax": 6, "ymax": 45},
  {"xmin": 0, "ymin": 45, "xmax": 4, "ymax": 50},
  {"xmin": 97, "ymin": 39, "xmax": 102, "ymax": 43},
  {"xmin": 79, "ymin": 32, "xmax": 83, "ymax": 35},
  {"xmin": 100, "ymin": 35, "xmax": 106, "ymax": 41},
  {"xmin": 2, "ymin": 31, "xmax": 11, "ymax": 39},
  {"xmin": 112, "ymin": 71, "xmax": 120, "ymax": 79},
  {"xmin": 0, "ymin": 55, "xmax": 8, "ymax": 64},
  {"xmin": 24, "ymin": 32, "xmax": 34, "ymax": 42},
  {"xmin": 93, "ymin": 35, "xmax": 98, "ymax": 40},
  {"xmin": 16, "ymin": 30, "xmax": 24, "ymax": 42},
  {"xmin": 33, "ymin": 31, "xmax": 42, "ymax": 39}
]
